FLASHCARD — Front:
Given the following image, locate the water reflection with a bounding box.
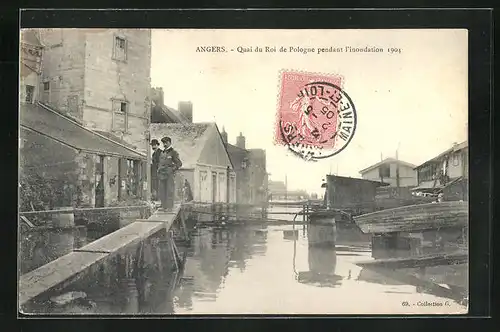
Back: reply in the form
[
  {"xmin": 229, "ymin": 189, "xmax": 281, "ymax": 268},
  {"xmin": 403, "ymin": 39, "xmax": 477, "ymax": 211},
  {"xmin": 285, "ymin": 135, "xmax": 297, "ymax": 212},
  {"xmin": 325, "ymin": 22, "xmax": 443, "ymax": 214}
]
[
  {"xmin": 19, "ymin": 227, "xmax": 92, "ymax": 275},
  {"xmin": 23, "ymin": 220, "xmax": 467, "ymax": 315},
  {"xmin": 174, "ymin": 225, "xmax": 268, "ymax": 311},
  {"xmin": 296, "ymin": 224, "xmax": 343, "ymax": 287}
]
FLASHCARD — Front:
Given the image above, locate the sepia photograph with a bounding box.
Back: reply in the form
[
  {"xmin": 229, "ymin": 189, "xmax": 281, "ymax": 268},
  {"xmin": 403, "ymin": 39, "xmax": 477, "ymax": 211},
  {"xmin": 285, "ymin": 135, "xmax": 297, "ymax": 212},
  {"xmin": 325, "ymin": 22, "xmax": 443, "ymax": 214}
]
[{"xmin": 18, "ymin": 27, "xmax": 469, "ymax": 315}]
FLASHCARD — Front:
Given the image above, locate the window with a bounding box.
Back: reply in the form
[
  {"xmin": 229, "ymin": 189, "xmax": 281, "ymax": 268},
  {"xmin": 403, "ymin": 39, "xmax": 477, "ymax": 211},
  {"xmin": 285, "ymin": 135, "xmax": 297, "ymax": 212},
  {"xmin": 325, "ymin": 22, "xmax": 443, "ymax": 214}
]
[
  {"xmin": 379, "ymin": 164, "xmax": 390, "ymax": 179},
  {"xmin": 25, "ymin": 85, "xmax": 34, "ymax": 103},
  {"xmin": 113, "ymin": 36, "xmax": 127, "ymax": 61},
  {"xmin": 112, "ymin": 100, "xmax": 129, "ymax": 132},
  {"xmin": 120, "ymin": 102, "xmax": 127, "ymax": 113},
  {"xmin": 43, "ymin": 81, "xmax": 50, "ymax": 91}
]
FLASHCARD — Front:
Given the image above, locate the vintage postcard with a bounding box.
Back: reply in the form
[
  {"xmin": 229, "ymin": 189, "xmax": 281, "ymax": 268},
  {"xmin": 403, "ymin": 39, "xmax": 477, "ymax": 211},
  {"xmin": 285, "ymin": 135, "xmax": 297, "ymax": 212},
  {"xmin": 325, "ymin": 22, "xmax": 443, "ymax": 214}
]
[{"xmin": 19, "ymin": 28, "xmax": 468, "ymax": 315}]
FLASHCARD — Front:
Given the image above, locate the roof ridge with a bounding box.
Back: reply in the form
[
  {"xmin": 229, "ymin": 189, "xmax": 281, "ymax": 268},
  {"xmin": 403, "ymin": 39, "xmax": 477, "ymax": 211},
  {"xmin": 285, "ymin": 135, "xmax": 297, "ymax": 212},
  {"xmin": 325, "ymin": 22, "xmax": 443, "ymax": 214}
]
[
  {"xmin": 359, "ymin": 157, "xmax": 416, "ymax": 174},
  {"xmin": 94, "ymin": 129, "xmax": 138, "ymax": 150},
  {"xmin": 36, "ymin": 102, "xmax": 145, "ymax": 158}
]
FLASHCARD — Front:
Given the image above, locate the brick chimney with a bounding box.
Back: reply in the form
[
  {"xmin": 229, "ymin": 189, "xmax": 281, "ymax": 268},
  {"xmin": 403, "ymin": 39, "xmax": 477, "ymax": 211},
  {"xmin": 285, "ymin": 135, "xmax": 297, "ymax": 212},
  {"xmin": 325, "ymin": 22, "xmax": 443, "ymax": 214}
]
[
  {"xmin": 236, "ymin": 132, "xmax": 246, "ymax": 149},
  {"xmin": 178, "ymin": 101, "xmax": 193, "ymax": 123},
  {"xmin": 221, "ymin": 126, "xmax": 228, "ymax": 144}
]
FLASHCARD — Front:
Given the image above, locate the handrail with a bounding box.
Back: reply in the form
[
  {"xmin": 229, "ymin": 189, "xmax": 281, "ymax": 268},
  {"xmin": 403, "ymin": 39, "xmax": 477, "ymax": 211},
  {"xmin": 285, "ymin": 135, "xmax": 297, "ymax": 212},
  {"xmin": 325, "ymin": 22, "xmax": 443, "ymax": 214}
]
[{"xmin": 19, "ymin": 205, "xmax": 150, "ymax": 215}]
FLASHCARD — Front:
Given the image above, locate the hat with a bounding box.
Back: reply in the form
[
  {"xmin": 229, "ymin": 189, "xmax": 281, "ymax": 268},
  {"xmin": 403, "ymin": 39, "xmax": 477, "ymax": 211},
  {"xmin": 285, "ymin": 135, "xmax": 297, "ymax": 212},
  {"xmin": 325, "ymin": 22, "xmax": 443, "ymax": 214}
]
[
  {"xmin": 150, "ymin": 139, "xmax": 159, "ymax": 146},
  {"xmin": 161, "ymin": 136, "xmax": 172, "ymax": 144}
]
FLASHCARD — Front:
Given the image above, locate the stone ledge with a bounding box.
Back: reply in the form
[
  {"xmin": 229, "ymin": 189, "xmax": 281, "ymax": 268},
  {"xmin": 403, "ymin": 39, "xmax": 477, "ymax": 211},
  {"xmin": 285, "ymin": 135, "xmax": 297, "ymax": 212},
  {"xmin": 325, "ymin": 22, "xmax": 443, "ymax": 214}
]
[
  {"xmin": 19, "ymin": 251, "xmax": 108, "ymax": 306},
  {"xmin": 18, "ymin": 204, "xmax": 181, "ymax": 307}
]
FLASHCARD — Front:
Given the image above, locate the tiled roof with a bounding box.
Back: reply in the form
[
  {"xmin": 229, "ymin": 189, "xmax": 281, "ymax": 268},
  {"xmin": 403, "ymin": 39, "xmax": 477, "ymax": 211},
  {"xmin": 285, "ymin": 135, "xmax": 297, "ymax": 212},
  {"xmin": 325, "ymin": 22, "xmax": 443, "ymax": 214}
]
[
  {"xmin": 20, "ymin": 103, "xmax": 146, "ymax": 160},
  {"xmin": 149, "ymin": 122, "xmax": 213, "ymax": 169}
]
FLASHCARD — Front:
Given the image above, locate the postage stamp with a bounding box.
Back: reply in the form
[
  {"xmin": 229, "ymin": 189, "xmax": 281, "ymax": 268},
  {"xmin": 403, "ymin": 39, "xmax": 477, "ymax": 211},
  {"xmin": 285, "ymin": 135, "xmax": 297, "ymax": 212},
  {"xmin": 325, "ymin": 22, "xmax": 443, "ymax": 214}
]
[{"xmin": 274, "ymin": 70, "xmax": 357, "ymax": 161}]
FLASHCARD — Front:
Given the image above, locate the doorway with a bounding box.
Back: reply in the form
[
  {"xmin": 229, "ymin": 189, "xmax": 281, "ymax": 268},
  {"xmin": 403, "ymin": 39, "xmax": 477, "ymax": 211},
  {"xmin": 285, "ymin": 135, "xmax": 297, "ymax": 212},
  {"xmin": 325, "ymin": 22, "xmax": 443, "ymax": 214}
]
[
  {"xmin": 95, "ymin": 155, "xmax": 105, "ymax": 207},
  {"xmin": 212, "ymin": 172, "xmax": 218, "ymax": 203}
]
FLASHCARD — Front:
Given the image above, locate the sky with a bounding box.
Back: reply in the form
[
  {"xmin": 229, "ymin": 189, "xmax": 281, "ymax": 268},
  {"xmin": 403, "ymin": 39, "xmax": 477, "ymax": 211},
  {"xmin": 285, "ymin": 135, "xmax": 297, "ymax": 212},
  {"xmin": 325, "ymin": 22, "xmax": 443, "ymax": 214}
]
[{"xmin": 151, "ymin": 29, "xmax": 468, "ymax": 195}]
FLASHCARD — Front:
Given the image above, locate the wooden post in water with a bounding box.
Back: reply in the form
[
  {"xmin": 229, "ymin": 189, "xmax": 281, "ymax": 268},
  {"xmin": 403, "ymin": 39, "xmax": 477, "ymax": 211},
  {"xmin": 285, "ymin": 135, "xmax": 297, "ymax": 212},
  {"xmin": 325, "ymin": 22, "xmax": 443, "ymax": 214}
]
[
  {"xmin": 179, "ymin": 207, "xmax": 189, "ymax": 241},
  {"xmin": 302, "ymin": 204, "xmax": 306, "ymax": 224},
  {"xmin": 303, "ymin": 203, "xmax": 307, "ymax": 232}
]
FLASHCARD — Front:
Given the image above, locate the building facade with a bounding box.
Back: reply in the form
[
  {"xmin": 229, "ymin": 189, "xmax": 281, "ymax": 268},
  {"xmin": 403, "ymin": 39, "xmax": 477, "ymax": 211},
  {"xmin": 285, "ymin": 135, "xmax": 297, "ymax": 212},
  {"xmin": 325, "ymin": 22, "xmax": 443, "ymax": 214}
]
[
  {"xmin": 413, "ymin": 141, "xmax": 468, "ymax": 200},
  {"xmin": 221, "ymin": 130, "xmax": 268, "ymax": 206},
  {"xmin": 19, "ymin": 28, "xmax": 151, "ymax": 210},
  {"xmin": 20, "ymin": 103, "xmax": 146, "ymax": 210},
  {"xmin": 359, "ymin": 158, "xmax": 418, "ymax": 187},
  {"xmin": 20, "ymin": 30, "xmax": 44, "ymax": 105},
  {"xmin": 37, "ymin": 28, "xmax": 152, "ymax": 154},
  {"xmin": 150, "ymin": 122, "xmax": 236, "ymax": 203}
]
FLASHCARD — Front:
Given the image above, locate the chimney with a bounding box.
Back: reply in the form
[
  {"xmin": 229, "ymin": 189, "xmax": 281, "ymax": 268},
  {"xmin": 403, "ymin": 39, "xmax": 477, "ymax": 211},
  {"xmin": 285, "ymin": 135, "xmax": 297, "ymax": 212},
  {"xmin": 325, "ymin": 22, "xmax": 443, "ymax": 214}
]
[
  {"xmin": 221, "ymin": 126, "xmax": 228, "ymax": 144},
  {"xmin": 151, "ymin": 87, "xmax": 164, "ymax": 106},
  {"xmin": 236, "ymin": 132, "xmax": 246, "ymax": 149},
  {"xmin": 178, "ymin": 101, "xmax": 193, "ymax": 123}
]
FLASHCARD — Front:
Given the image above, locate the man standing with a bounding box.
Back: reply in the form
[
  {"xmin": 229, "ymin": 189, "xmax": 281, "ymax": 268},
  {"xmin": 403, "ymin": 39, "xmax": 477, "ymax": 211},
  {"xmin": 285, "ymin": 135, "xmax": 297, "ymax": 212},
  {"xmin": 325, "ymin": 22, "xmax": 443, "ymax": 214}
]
[
  {"xmin": 157, "ymin": 136, "xmax": 183, "ymax": 210},
  {"xmin": 150, "ymin": 139, "xmax": 162, "ymax": 201}
]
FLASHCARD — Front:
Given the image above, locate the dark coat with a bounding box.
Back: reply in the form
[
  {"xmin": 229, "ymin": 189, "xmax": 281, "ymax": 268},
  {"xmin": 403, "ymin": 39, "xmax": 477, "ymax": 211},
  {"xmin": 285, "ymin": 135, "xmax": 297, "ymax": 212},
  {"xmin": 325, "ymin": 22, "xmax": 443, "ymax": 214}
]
[
  {"xmin": 157, "ymin": 147, "xmax": 182, "ymax": 180},
  {"xmin": 151, "ymin": 148, "xmax": 162, "ymax": 175}
]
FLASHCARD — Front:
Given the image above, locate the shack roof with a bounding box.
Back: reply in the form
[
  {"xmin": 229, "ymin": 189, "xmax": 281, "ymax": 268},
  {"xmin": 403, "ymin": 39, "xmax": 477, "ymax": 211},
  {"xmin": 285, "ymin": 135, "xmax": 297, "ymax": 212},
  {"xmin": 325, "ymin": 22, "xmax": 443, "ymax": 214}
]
[
  {"xmin": 359, "ymin": 158, "xmax": 416, "ymax": 175},
  {"xmin": 327, "ymin": 174, "xmax": 389, "ymax": 187},
  {"xmin": 20, "ymin": 103, "xmax": 146, "ymax": 160}
]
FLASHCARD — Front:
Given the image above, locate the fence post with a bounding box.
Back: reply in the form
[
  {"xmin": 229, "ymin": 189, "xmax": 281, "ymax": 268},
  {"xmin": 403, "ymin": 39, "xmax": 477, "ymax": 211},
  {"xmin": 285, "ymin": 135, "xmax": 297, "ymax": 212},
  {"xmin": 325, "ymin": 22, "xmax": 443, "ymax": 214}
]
[{"xmin": 302, "ymin": 204, "xmax": 306, "ymax": 224}]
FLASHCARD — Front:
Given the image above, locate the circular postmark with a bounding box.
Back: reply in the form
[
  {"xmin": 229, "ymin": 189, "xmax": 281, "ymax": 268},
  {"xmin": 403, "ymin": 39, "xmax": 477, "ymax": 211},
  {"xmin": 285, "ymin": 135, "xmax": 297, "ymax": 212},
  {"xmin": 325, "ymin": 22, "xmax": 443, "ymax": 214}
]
[{"xmin": 278, "ymin": 81, "xmax": 357, "ymax": 161}]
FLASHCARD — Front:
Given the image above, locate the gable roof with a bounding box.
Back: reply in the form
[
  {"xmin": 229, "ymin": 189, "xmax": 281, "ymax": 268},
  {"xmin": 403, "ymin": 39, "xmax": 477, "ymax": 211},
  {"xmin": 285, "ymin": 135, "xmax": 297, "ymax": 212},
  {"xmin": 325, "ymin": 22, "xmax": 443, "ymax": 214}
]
[
  {"xmin": 151, "ymin": 102, "xmax": 190, "ymax": 124},
  {"xmin": 150, "ymin": 122, "xmax": 214, "ymax": 169},
  {"xmin": 359, "ymin": 158, "xmax": 416, "ymax": 175},
  {"xmin": 212, "ymin": 123, "xmax": 235, "ymax": 169},
  {"xmin": 415, "ymin": 140, "xmax": 468, "ymax": 169},
  {"xmin": 20, "ymin": 103, "xmax": 145, "ymax": 160}
]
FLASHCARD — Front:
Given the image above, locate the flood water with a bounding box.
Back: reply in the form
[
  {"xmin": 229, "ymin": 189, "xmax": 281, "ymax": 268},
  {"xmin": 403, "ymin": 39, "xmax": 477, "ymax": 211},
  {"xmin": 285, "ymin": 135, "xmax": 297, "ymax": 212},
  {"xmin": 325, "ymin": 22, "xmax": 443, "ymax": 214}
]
[{"xmin": 21, "ymin": 207, "xmax": 468, "ymax": 315}]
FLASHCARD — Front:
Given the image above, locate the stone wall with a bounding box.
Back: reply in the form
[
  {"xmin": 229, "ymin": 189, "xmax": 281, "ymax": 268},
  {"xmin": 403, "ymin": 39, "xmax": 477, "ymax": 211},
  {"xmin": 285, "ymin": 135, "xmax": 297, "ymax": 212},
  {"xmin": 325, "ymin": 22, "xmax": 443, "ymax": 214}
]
[
  {"xmin": 20, "ymin": 71, "xmax": 40, "ymax": 103},
  {"xmin": 38, "ymin": 28, "xmax": 151, "ymax": 154},
  {"xmin": 38, "ymin": 29, "xmax": 86, "ymax": 121},
  {"xmin": 20, "ymin": 127, "xmax": 80, "ymax": 210},
  {"xmin": 74, "ymin": 152, "xmax": 97, "ymax": 207},
  {"xmin": 103, "ymin": 156, "xmax": 120, "ymax": 204},
  {"xmin": 83, "ymin": 29, "xmax": 151, "ymax": 154}
]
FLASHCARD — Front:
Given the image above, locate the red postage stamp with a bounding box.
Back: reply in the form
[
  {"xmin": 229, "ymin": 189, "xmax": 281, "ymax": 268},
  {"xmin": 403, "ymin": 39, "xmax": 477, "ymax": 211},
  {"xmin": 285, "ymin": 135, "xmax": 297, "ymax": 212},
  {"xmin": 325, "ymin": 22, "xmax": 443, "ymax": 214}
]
[{"xmin": 274, "ymin": 70, "xmax": 357, "ymax": 161}]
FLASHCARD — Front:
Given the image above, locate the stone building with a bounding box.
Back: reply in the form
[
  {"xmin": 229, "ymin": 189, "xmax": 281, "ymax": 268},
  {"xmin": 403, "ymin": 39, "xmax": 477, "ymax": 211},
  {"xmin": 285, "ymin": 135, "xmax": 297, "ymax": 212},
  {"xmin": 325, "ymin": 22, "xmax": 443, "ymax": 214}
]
[
  {"xmin": 19, "ymin": 28, "xmax": 151, "ymax": 209},
  {"xmin": 221, "ymin": 129, "xmax": 268, "ymax": 206},
  {"xmin": 20, "ymin": 30, "xmax": 43, "ymax": 105},
  {"xmin": 37, "ymin": 28, "xmax": 151, "ymax": 154},
  {"xmin": 20, "ymin": 103, "xmax": 145, "ymax": 209},
  {"xmin": 359, "ymin": 158, "xmax": 418, "ymax": 188}
]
